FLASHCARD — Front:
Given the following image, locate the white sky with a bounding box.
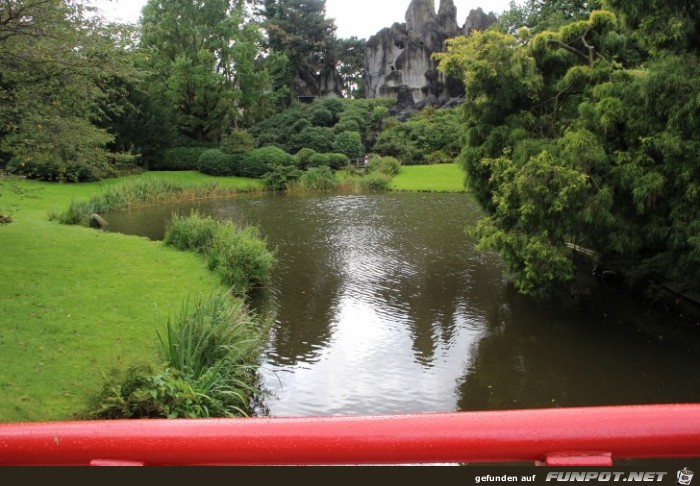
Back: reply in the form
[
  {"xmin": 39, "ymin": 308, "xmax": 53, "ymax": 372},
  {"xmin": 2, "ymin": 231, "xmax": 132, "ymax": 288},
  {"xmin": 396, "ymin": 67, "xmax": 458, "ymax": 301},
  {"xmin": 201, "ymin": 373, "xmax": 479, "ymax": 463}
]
[{"xmin": 90, "ymin": 0, "xmax": 515, "ymax": 39}]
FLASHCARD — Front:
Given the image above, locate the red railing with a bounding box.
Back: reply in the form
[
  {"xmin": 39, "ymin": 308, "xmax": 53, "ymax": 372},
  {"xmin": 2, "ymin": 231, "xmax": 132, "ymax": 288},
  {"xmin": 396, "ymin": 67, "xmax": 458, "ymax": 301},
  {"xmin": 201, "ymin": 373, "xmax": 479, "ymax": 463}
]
[{"xmin": 1, "ymin": 404, "xmax": 699, "ymax": 466}]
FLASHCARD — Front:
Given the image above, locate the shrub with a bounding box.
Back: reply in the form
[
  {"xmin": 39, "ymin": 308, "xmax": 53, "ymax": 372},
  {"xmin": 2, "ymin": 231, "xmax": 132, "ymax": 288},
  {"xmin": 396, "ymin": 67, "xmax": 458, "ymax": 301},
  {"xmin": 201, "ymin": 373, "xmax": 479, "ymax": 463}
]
[
  {"xmin": 152, "ymin": 147, "xmax": 210, "ymax": 171},
  {"xmin": 307, "ymin": 153, "xmax": 331, "ymax": 168},
  {"xmin": 207, "ymin": 224, "xmax": 276, "ymax": 295},
  {"xmin": 198, "ymin": 149, "xmax": 243, "ymax": 176},
  {"xmin": 365, "ymin": 155, "xmax": 401, "ymax": 176},
  {"xmin": 360, "ymin": 171, "xmax": 392, "ymax": 190},
  {"xmin": 220, "ymin": 130, "xmax": 255, "ymax": 155},
  {"xmin": 164, "ymin": 212, "xmax": 275, "ymax": 295},
  {"xmin": 293, "ymin": 166, "xmax": 338, "ymax": 191},
  {"xmin": 241, "ymin": 146, "xmax": 296, "ymax": 178},
  {"xmin": 333, "ymin": 131, "xmax": 365, "ymax": 160},
  {"xmin": 87, "ymin": 294, "xmax": 264, "ymax": 419},
  {"xmin": 163, "ymin": 210, "xmax": 219, "ymax": 253},
  {"xmin": 295, "ymin": 147, "xmax": 317, "ymax": 170},
  {"xmin": 325, "ymin": 153, "xmax": 350, "ymax": 170},
  {"xmin": 6, "ymin": 157, "xmax": 116, "ymax": 182},
  {"xmin": 291, "ymin": 126, "xmax": 335, "ymax": 153},
  {"xmin": 2, "ymin": 115, "xmax": 116, "ymax": 182},
  {"xmin": 425, "ymin": 150, "xmax": 453, "ymax": 164},
  {"xmin": 308, "ymin": 107, "xmax": 335, "ymax": 127},
  {"xmin": 263, "ymin": 165, "xmax": 302, "ymax": 191},
  {"xmin": 333, "ymin": 119, "xmax": 361, "ymax": 134}
]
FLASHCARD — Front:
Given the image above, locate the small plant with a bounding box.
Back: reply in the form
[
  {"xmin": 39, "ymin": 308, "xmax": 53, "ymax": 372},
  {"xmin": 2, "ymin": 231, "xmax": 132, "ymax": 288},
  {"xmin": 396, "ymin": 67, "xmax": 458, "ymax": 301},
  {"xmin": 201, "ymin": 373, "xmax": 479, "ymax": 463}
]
[
  {"xmin": 164, "ymin": 212, "xmax": 275, "ymax": 296},
  {"xmin": 207, "ymin": 224, "xmax": 276, "ymax": 295},
  {"xmin": 164, "ymin": 211, "xmax": 219, "ymax": 253},
  {"xmin": 292, "ymin": 166, "xmax": 338, "ymax": 192},
  {"xmin": 263, "ymin": 165, "xmax": 302, "ymax": 191},
  {"xmin": 365, "ymin": 155, "xmax": 401, "ymax": 176},
  {"xmin": 86, "ymin": 294, "xmax": 266, "ymax": 419},
  {"xmin": 360, "ymin": 171, "xmax": 392, "ymax": 191}
]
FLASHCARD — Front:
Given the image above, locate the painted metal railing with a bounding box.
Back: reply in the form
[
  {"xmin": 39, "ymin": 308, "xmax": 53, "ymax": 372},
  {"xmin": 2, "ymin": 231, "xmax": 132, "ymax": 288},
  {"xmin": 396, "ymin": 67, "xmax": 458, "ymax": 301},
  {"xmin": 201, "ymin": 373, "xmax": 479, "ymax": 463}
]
[{"xmin": 1, "ymin": 404, "xmax": 699, "ymax": 466}]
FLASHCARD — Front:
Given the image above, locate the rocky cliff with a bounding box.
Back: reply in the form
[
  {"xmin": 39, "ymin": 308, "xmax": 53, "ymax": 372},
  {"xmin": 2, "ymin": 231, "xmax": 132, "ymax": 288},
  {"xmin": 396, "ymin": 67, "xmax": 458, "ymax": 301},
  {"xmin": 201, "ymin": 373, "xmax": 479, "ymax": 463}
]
[{"xmin": 365, "ymin": 0, "xmax": 496, "ymax": 105}]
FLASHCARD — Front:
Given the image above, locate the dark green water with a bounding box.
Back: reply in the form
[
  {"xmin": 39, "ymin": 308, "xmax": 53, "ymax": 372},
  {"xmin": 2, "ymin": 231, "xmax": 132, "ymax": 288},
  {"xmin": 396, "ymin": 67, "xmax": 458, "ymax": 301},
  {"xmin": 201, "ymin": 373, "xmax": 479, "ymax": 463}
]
[{"xmin": 106, "ymin": 192, "xmax": 700, "ymax": 416}]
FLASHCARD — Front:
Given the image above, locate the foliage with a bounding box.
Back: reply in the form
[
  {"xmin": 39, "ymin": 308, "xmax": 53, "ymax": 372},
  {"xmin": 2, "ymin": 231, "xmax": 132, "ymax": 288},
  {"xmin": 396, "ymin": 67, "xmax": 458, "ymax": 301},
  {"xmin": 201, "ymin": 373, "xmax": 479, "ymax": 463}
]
[
  {"xmin": 438, "ymin": 5, "xmax": 700, "ymax": 296},
  {"xmin": 249, "ymin": 98, "xmax": 393, "ymax": 154},
  {"xmin": 151, "ymin": 147, "xmax": 212, "ymax": 171},
  {"xmin": 221, "ymin": 130, "xmax": 256, "ymax": 155},
  {"xmin": 291, "ymin": 126, "xmax": 335, "ymax": 153},
  {"xmin": 365, "ymin": 156, "xmax": 401, "ymax": 177},
  {"xmin": 88, "ymin": 294, "xmax": 263, "ymax": 418},
  {"xmin": 263, "ymin": 165, "xmax": 302, "ymax": 191},
  {"xmin": 496, "ymin": 0, "xmax": 602, "ymax": 34},
  {"xmin": 373, "ymin": 108, "xmax": 462, "ymax": 164},
  {"xmin": 257, "ymin": 0, "xmax": 338, "ymax": 102},
  {"xmin": 165, "ymin": 212, "xmax": 275, "ymax": 295},
  {"xmin": 58, "ymin": 177, "xmax": 257, "ymax": 226},
  {"xmin": 198, "ymin": 149, "xmax": 244, "ymax": 177},
  {"xmin": 359, "ymin": 172, "xmax": 392, "ymax": 191},
  {"xmin": 140, "ymin": 0, "xmax": 279, "ymax": 140},
  {"xmin": 295, "ymin": 147, "xmax": 318, "ymax": 170},
  {"xmin": 333, "ymin": 131, "xmax": 364, "ymax": 160},
  {"xmin": 241, "ymin": 146, "xmax": 296, "ymax": 178},
  {"xmin": 291, "ymin": 166, "xmax": 338, "ymax": 192},
  {"xmin": 0, "ymin": 0, "xmax": 135, "ymax": 180}
]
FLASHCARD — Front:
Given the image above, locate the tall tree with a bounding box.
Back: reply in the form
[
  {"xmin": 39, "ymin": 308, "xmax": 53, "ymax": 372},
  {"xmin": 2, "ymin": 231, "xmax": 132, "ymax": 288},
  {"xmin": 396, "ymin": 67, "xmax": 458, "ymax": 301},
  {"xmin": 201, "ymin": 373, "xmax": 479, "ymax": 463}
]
[
  {"xmin": 0, "ymin": 0, "xmax": 134, "ymax": 180},
  {"xmin": 257, "ymin": 0, "xmax": 339, "ymax": 101},
  {"xmin": 140, "ymin": 0, "xmax": 275, "ymax": 139}
]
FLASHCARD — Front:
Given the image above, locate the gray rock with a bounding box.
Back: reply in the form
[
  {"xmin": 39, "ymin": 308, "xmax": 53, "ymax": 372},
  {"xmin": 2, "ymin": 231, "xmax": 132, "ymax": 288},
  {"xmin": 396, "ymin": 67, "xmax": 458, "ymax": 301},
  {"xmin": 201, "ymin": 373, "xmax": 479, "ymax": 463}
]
[
  {"xmin": 364, "ymin": 0, "xmax": 495, "ymax": 104},
  {"xmin": 88, "ymin": 214, "xmax": 108, "ymax": 230}
]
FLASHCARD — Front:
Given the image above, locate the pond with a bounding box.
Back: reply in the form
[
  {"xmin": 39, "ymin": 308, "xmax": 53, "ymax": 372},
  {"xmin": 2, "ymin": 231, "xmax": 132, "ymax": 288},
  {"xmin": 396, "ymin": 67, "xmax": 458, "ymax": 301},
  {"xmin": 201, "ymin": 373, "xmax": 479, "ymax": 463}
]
[{"xmin": 106, "ymin": 192, "xmax": 700, "ymax": 416}]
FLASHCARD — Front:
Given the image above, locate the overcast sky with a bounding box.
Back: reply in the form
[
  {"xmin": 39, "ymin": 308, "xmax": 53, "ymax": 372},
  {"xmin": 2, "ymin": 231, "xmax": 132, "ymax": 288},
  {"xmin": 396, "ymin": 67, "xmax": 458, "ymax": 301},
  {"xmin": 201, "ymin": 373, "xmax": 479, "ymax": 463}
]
[{"xmin": 90, "ymin": 0, "xmax": 515, "ymax": 39}]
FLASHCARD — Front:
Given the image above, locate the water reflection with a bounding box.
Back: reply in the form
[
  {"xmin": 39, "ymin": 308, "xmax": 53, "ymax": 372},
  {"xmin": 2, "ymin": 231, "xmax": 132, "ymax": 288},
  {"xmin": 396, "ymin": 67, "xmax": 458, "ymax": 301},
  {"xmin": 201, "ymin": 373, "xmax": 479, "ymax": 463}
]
[
  {"xmin": 457, "ymin": 286, "xmax": 700, "ymax": 411},
  {"xmin": 105, "ymin": 191, "xmax": 700, "ymax": 417}
]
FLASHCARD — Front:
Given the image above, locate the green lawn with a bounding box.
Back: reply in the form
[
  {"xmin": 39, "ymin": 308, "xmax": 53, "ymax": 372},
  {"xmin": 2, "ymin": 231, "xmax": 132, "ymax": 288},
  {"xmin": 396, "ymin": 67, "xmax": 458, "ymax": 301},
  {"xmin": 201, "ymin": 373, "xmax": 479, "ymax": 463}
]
[
  {"xmin": 0, "ymin": 167, "xmax": 460, "ymax": 422},
  {"xmin": 0, "ymin": 172, "xmax": 261, "ymax": 422},
  {"xmin": 390, "ymin": 163, "xmax": 465, "ymax": 192}
]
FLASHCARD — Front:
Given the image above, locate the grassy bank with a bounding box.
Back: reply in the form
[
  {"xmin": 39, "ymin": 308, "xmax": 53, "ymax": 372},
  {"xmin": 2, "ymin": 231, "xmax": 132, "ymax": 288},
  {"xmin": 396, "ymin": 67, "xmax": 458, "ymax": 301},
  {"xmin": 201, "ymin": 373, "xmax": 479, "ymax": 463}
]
[
  {"xmin": 390, "ymin": 163, "xmax": 465, "ymax": 193},
  {"xmin": 0, "ymin": 172, "xmax": 262, "ymax": 422}
]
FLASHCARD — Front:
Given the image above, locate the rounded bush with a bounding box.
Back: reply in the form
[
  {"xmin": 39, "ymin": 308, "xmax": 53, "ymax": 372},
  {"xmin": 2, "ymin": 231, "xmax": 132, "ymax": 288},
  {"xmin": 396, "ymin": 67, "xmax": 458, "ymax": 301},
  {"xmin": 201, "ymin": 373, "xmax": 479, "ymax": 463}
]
[
  {"xmin": 325, "ymin": 153, "xmax": 350, "ymax": 170},
  {"xmin": 220, "ymin": 130, "xmax": 255, "ymax": 155},
  {"xmin": 292, "ymin": 126, "xmax": 335, "ymax": 153},
  {"xmin": 333, "ymin": 131, "xmax": 365, "ymax": 160},
  {"xmin": 242, "ymin": 146, "xmax": 296, "ymax": 178},
  {"xmin": 198, "ymin": 149, "xmax": 242, "ymax": 176},
  {"xmin": 295, "ymin": 147, "xmax": 318, "ymax": 170},
  {"xmin": 366, "ymin": 155, "xmax": 401, "ymax": 176}
]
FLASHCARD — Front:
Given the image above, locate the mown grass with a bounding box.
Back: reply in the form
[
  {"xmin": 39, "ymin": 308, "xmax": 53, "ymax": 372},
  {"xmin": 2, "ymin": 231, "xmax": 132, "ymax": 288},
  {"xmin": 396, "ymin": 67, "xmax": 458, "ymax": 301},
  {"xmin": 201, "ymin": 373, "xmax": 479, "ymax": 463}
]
[
  {"xmin": 390, "ymin": 163, "xmax": 466, "ymax": 193},
  {"xmin": 0, "ymin": 172, "xmax": 261, "ymax": 422}
]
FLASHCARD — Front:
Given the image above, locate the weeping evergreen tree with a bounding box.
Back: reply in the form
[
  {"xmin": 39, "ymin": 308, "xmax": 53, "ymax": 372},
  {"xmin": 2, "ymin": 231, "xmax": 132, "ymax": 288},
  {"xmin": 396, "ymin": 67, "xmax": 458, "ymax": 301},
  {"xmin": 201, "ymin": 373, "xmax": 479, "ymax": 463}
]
[{"xmin": 438, "ymin": 1, "xmax": 700, "ymax": 297}]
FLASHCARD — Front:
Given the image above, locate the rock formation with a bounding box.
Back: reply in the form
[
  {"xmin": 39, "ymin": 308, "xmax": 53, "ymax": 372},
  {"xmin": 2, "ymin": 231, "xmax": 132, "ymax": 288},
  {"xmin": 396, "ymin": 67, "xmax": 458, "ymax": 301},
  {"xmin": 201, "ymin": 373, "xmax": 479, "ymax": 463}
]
[{"xmin": 365, "ymin": 0, "xmax": 496, "ymax": 106}]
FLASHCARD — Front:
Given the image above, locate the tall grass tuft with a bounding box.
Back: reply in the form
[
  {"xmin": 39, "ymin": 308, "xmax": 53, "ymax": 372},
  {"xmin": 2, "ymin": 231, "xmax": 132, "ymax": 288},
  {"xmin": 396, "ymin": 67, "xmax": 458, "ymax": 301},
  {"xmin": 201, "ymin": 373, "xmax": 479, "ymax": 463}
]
[
  {"xmin": 86, "ymin": 294, "xmax": 267, "ymax": 419},
  {"xmin": 164, "ymin": 212, "xmax": 276, "ymax": 296},
  {"xmin": 287, "ymin": 166, "xmax": 339, "ymax": 192},
  {"xmin": 163, "ymin": 210, "xmax": 219, "ymax": 254}
]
